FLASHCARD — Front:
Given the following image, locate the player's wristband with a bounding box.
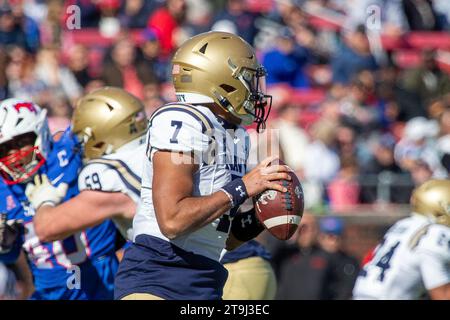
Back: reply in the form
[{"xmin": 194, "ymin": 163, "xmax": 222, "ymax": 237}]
[
  {"xmin": 38, "ymin": 201, "xmax": 56, "ymax": 209},
  {"xmin": 220, "ymin": 178, "xmax": 248, "ymax": 208}
]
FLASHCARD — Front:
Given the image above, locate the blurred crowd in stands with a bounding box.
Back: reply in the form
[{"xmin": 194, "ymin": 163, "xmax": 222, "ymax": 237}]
[{"xmin": 1, "ymin": 0, "xmax": 449, "ymax": 211}]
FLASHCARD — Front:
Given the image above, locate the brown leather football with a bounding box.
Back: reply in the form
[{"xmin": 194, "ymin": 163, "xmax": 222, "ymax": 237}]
[{"xmin": 253, "ymin": 160, "xmax": 304, "ymax": 240}]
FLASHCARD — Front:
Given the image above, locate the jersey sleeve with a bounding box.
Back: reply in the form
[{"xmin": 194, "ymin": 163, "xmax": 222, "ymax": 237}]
[
  {"xmin": 78, "ymin": 162, "xmax": 141, "ymax": 203},
  {"xmin": 415, "ymin": 224, "xmax": 450, "ymax": 290},
  {"xmin": 47, "ymin": 128, "xmax": 82, "ymax": 189},
  {"xmin": 147, "ymin": 107, "xmax": 212, "ymax": 163}
]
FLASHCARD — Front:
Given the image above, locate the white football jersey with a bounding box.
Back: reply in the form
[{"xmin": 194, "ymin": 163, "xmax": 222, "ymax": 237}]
[
  {"xmin": 353, "ymin": 214, "xmax": 450, "ymax": 299},
  {"xmin": 78, "ymin": 136, "xmax": 146, "ymax": 240},
  {"xmin": 132, "ymin": 103, "xmax": 250, "ymax": 261}
]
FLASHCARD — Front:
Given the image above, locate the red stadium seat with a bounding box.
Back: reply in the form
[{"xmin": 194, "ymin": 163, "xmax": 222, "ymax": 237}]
[
  {"xmin": 308, "ymin": 16, "xmax": 342, "ymax": 31},
  {"xmin": 245, "ymin": 0, "xmax": 273, "ymax": 13},
  {"xmin": 406, "ymin": 32, "xmax": 450, "ymax": 49},
  {"xmin": 63, "ymin": 29, "xmax": 146, "ymax": 47},
  {"xmin": 291, "ymin": 88, "xmax": 326, "ymax": 106},
  {"xmin": 380, "ymin": 34, "xmax": 406, "ymax": 50}
]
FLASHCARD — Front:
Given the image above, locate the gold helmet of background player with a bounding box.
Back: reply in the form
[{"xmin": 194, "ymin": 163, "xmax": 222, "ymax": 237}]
[
  {"xmin": 411, "ymin": 179, "xmax": 450, "ymax": 226},
  {"xmin": 171, "ymin": 31, "xmax": 272, "ymax": 131},
  {"xmin": 72, "ymin": 87, "xmax": 147, "ymax": 160}
]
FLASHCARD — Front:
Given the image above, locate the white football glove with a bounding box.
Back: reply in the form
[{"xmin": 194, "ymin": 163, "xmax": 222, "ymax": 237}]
[{"xmin": 25, "ymin": 174, "xmax": 69, "ymax": 209}]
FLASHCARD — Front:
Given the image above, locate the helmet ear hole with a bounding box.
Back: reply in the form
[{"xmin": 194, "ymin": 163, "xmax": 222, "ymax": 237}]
[{"xmin": 220, "ymin": 84, "xmax": 236, "ymax": 93}]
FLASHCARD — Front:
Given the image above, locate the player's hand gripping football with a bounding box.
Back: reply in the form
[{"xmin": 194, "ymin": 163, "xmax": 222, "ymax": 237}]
[
  {"xmin": 242, "ymin": 156, "xmax": 291, "ymax": 198},
  {"xmin": 25, "ymin": 174, "xmax": 69, "ymax": 209}
]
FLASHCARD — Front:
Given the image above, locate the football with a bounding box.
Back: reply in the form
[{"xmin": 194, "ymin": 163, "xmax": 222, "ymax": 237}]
[{"xmin": 253, "ymin": 160, "xmax": 304, "ymax": 240}]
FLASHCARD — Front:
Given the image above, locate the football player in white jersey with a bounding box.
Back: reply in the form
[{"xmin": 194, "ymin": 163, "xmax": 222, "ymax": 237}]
[
  {"xmin": 353, "ymin": 179, "xmax": 450, "ymax": 300},
  {"xmin": 25, "ymin": 87, "xmax": 147, "ymax": 242},
  {"xmin": 114, "ymin": 31, "xmax": 291, "ymax": 300}
]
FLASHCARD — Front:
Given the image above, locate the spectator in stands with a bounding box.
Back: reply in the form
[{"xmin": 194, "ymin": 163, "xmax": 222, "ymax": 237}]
[
  {"xmin": 335, "ymin": 124, "xmax": 372, "ymax": 167},
  {"xmin": 263, "ymin": 27, "xmax": 310, "ymax": 88},
  {"xmin": 303, "ymin": 119, "xmax": 340, "ymax": 185},
  {"xmin": 118, "ymin": 0, "xmax": 155, "ymax": 29},
  {"xmin": 0, "ymin": 48, "xmax": 8, "ymax": 99},
  {"xmin": 271, "ymin": 103, "xmax": 310, "ymax": 173},
  {"xmin": 147, "ymin": 0, "xmax": 187, "ymax": 58},
  {"xmin": 437, "ymin": 108, "xmax": 450, "ymax": 173},
  {"xmin": 83, "ymin": 78, "xmax": 106, "ymax": 94},
  {"xmin": 327, "ymin": 156, "xmax": 361, "ymax": 211},
  {"xmin": 0, "ymin": 4, "xmax": 27, "ymax": 50},
  {"xmin": 402, "ymin": 0, "xmax": 443, "ymax": 31},
  {"xmin": 39, "ymin": 0, "xmax": 64, "ymax": 47},
  {"xmin": 46, "ymin": 95, "xmax": 72, "ymax": 134},
  {"xmin": 343, "ymin": 0, "xmax": 407, "ymax": 35},
  {"xmin": 184, "ymin": 0, "xmax": 213, "ymax": 36},
  {"xmin": 270, "ymin": 212, "xmax": 318, "ymax": 279},
  {"xmin": 9, "ymin": 0, "xmax": 40, "ymax": 53},
  {"xmin": 338, "ymin": 77, "xmax": 379, "ymax": 133},
  {"xmin": 276, "ymin": 213, "xmax": 338, "ymax": 300},
  {"xmin": 360, "ymin": 133, "xmax": 413, "ymax": 203},
  {"xmin": 376, "ymin": 64, "xmax": 425, "ymax": 122},
  {"xmin": 268, "ymin": 0, "xmax": 293, "ymax": 23},
  {"xmin": 317, "ymin": 216, "xmax": 359, "ymax": 300},
  {"xmin": 67, "ymin": 44, "xmax": 93, "ymax": 88},
  {"xmin": 97, "ymin": 0, "xmax": 122, "ymax": 38},
  {"xmin": 331, "ymin": 26, "xmax": 378, "ymax": 85},
  {"xmin": 136, "ymin": 28, "xmax": 168, "ymax": 83},
  {"xmin": 34, "ymin": 46, "xmax": 82, "ymax": 104},
  {"xmin": 212, "ymin": 0, "xmax": 257, "ymax": 45},
  {"xmin": 101, "ymin": 37, "xmax": 147, "ymax": 99},
  {"xmin": 394, "ymin": 117, "xmax": 447, "ymax": 179},
  {"xmin": 400, "ymin": 50, "xmax": 450, "ymax": 115},
  {"xmin": 6, "ymin": 46, "xmax": 49, "ymax": 104},
  {"xmin": 65, "ymin": 0, "xmax": 101, "ymax": 28},
  {"xmin": 142, "ymin": 82, "xmax": 165, "ymax": 117}
]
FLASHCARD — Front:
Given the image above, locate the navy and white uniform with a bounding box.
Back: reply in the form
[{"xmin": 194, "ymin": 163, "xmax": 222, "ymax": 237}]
[
  {"xmin": 115, "ymin": 103, "xmax": 250, "ymax": 300},
  {"xmin": 79, "ymin": 137, "xmax": 146, "ymax": 240},
  {"xmin": 353, "ymin": 214, "xmax": 450, "ymax": 299}
]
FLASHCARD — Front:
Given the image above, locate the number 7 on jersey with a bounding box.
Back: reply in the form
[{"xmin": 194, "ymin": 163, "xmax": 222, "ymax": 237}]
[{"xmin": 170, "ymin": 120, "xmax": 183, "ymax": 143}]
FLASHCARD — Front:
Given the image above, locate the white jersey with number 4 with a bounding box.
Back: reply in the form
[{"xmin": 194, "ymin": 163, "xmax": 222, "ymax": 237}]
[
  {"xmin": 353, "ymin": 214, "xmax": 450, "ymax": 299},
  {"xmin": 78, "ymin": 137, "xmax": 146, "ymax": 240},
  {"xmin": 132, "ymin": 103, "xmax": 250, "ymax": 262}
]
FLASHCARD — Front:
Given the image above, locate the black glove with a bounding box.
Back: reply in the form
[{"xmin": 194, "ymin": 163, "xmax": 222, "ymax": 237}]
[
  {"xmin": 230, "ymin": 207, "xmax": 265, "ymax": 242},
  {"xmin": 0, "ymin": 213, "xmax": 23, "ymax": 254}
]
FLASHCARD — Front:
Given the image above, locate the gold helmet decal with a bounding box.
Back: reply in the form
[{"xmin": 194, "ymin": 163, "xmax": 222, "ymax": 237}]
[
  {"xmin": 172, "ymin": 31, "xmax": 272, "ymax": 131},
  {"xmin": 411, "ymin": 179, "xmax": 450, "ymax": 226},
  {"xmin": 72, "ymin": 87, "xmax": 147, "ymax": 160}
]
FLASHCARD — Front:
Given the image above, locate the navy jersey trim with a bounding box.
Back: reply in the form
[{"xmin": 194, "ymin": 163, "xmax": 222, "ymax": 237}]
[
  {"xmin": 85, "ymin": 159, "xmax": 141, "ymax": 197},
  {"xmin": 149, "ymin": 103, "xmax": 214, "ymax": 133}
]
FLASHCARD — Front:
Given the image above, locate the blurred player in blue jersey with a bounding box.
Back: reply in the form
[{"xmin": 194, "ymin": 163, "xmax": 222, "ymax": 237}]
[
  {"xmin": 0, "ymin": 98, "xmax": 118, "ymax": 300},
  {"xmin": 26, "ymin": 87, "xmax": 147, "ymax": 244}
]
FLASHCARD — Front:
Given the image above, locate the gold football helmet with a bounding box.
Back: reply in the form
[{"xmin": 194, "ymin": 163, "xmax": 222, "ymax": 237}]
[
  {"xmin": 411, "ymin": 179, "xmax": 450, "ymax": 226},
  {"xmin": 72, "ymin": 87, "xmax": 147, "ymax": 160},
  {"xmin": 171, "ymin": 31, "xmax": 272, "ymax": 130}
]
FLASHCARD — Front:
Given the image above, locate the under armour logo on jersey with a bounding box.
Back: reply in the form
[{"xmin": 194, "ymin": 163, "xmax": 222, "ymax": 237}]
[
  {"xmin": 14, "ymin": 102, "xmax": 37, "ymax": 113},
  {"xmin": 235, "ymin": 185, "xmax": 245, "ymax": 197},
  {"xmin": 241, "ymin": 214, "xmax": 252, "ymax": 228}
]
